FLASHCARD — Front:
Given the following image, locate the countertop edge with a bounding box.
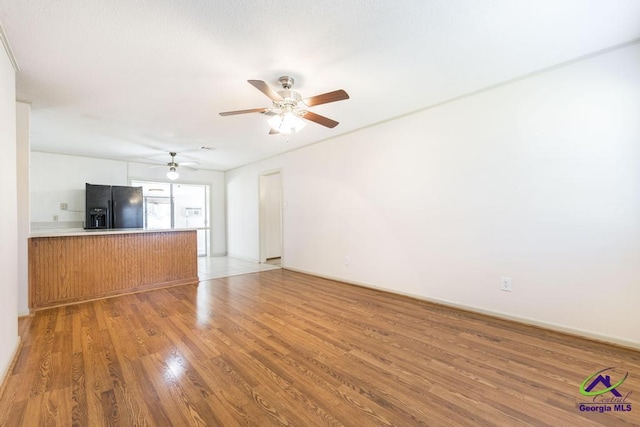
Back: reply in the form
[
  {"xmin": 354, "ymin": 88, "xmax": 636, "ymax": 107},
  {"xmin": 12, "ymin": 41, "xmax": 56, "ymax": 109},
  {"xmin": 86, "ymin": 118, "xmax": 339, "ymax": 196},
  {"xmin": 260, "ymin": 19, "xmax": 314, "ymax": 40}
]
[{"xmin": 29, "ymin": 228, "xmax": 198, "ymax": 238}]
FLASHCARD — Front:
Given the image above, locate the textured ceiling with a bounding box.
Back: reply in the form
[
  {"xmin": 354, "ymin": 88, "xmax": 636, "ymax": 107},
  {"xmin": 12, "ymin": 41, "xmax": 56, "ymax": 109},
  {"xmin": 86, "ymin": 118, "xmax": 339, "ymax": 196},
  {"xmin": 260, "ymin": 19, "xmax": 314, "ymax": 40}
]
[{"xmin": 1, "ymin": 0, "xmax": 639, "ymax": 171}]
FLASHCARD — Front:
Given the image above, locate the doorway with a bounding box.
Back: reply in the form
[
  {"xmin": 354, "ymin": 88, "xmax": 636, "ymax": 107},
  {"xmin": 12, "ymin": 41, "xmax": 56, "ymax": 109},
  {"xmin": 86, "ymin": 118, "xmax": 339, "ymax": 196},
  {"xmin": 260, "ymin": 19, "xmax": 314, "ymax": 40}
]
[
  {"xmin": 132, "ymin": 180, "xmax": 210, "ymax": 256},
  {"xmin": 259, "ymin": 170, "xmax": 283, "ymax": 264}
]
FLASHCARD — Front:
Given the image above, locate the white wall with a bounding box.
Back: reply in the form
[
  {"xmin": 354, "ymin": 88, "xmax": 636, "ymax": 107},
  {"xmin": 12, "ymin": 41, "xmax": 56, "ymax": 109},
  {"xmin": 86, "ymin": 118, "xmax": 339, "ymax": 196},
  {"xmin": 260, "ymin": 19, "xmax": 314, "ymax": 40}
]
[
  {"xmin": 226, "ymin": 43, "xmax": 640, "ymax": 348},
  {"xmin": 227, "ymin": 157, "xmax": 281, "ymax": 261},
  {"xmin": 31, "ymin": 152, "xmax": 128, "ymax": 225},
  {"xmin": 0, "ymin": 38, "xmax": 19, "ymax": 385}
]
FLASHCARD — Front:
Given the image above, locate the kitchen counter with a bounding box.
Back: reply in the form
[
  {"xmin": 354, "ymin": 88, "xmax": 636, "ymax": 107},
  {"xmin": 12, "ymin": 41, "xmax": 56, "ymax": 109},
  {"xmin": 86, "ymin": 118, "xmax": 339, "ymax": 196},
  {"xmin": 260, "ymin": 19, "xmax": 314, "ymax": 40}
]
[{"xmin": 29, "ymin": 229, "xmax": 199, "ymax": 309}]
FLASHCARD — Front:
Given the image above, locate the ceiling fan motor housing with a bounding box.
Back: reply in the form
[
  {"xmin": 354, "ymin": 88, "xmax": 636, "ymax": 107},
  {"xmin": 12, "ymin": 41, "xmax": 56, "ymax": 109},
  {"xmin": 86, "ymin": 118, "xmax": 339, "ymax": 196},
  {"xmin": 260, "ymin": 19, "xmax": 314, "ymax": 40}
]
[{"xmin": 278, "ymin": 76, "xmax": 295, "ymax": 89}]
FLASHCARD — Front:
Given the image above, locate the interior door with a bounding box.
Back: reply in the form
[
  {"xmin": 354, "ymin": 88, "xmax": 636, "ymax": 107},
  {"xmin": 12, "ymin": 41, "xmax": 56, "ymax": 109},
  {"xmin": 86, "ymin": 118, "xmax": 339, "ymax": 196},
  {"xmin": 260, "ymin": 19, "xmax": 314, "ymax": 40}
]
[{"xmin": 259, "ymin": 171, "xmax": 282, "ymax": 262}]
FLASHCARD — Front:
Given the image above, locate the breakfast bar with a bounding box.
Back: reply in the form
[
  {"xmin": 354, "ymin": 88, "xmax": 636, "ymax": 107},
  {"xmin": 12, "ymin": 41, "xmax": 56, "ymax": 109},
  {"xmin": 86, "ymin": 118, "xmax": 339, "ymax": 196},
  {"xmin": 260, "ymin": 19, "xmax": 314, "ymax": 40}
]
[{"xmin": 28, "ymin": 228, "xmax": 199, "ymax": 310}]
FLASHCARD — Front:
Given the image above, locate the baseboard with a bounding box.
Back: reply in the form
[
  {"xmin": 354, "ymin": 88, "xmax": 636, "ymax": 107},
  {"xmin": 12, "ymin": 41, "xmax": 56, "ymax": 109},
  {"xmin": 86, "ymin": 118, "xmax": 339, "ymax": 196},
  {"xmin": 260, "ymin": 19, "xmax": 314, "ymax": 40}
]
[
  {"xmin": 18, "ymin": 314, "xmax": 34, "ymax": 338},
  {"xmin": 0, "ymin": 337, "xmax": 22, "ymax": 401},
  {"xmin": 283, "ymin": 266, "xmax": 640, "ymax": 351}
]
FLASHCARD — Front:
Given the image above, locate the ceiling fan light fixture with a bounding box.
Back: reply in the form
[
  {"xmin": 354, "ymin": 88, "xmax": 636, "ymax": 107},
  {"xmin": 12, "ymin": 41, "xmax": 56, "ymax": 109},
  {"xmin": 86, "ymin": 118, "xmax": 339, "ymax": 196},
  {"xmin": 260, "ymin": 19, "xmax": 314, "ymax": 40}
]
[
  {"xmin": 166, "ymin": 167, "xmax": 179, "ymax": 180},
  {"xmin": 267, "ymin": 111, "xmax": 306, "ymax": 134}
]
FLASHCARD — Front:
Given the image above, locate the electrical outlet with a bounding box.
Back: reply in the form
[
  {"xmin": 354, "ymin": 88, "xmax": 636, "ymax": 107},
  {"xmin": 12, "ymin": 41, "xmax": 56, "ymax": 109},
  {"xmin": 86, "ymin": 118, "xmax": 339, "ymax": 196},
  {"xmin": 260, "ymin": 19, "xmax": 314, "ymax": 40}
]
[
  {"xmin": 344, "ymin": 256, "xmax": 351, "ymax": 266},
  {"xmin": 501, "ymin": 277, "xmax": 512, "ymax": 292},
  {"xmin": 53, "ymin": 215, "xmax": 59, "ymax": 221},
  {"xmin": 60, "ymin": 203, "xmax": 68, "ymax": 210}
]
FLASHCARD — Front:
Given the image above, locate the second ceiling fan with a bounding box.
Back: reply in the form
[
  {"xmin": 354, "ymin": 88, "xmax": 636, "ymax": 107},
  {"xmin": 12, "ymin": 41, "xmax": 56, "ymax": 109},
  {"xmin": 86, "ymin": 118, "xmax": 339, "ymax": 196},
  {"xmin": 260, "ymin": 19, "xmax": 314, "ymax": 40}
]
[
  {"xmin": 219, "ymin": 76, "xmax": 349, "ymax": 135},
  {"xmin": 147, "ymin": 151, "xmax": 200, "ymax": 180}
]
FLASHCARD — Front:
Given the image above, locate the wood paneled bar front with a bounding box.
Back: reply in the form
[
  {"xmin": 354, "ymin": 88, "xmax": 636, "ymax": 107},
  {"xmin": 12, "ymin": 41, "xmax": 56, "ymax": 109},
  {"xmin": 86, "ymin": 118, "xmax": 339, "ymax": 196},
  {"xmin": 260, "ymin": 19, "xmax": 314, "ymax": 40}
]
[{"xmin": 28, "ymin": 229, "xmax": 199, "ymax": 310}]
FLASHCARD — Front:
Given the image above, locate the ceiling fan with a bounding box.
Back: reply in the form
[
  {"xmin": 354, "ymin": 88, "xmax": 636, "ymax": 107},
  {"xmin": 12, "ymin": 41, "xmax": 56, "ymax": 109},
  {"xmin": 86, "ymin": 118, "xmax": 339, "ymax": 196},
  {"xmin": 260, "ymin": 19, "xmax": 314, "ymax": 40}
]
[
  {"xmin": 219, "ymin": 76, "xmax": 349, "ymax": 135},
  {"xmin": 150, "ymin": 151, "xmax": 200, "ymax": 180}
]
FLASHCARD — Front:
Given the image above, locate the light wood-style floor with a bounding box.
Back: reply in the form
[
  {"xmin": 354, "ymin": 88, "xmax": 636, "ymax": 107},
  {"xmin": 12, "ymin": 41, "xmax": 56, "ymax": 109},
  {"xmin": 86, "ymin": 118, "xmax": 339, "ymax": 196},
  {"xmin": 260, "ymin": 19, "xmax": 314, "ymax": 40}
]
[{"xmin": 1, "ymin": 269, "xmax": 639, "ymax": 426}]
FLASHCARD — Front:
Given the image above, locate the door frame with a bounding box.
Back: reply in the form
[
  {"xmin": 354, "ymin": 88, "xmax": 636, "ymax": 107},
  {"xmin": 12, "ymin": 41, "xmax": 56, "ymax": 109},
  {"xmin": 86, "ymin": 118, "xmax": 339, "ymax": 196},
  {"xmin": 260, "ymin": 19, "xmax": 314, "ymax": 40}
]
[{"xmin": 258, "ymin": 169, "xmax": 283, "ymax": 264}]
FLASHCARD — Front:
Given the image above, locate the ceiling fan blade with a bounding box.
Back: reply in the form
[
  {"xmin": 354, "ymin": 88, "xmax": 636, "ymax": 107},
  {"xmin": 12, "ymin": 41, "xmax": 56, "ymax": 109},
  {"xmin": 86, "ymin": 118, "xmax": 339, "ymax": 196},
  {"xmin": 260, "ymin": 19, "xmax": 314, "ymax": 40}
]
[
  {"xmin": 302, "ymin": 111, "xmax": 339, "ymax": 128},
  {"xmin": 248, "ymin": 80, "xmax": 283, "ymax": 102},
  {"xmin": 219, "ymin": 108, "xmax": 268, "ymax": 116},
  {"xmin": 303, "ymin": 89, "xmax": 349, "ymax": 107}
]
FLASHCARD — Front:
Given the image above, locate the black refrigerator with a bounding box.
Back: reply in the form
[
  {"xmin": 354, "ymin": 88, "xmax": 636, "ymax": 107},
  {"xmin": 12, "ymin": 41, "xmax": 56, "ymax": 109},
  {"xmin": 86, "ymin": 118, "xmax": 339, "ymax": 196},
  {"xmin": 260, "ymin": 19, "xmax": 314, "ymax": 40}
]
[{"xmin": 85, "ymin": 183, "xmax": 144, "ymax": 229}]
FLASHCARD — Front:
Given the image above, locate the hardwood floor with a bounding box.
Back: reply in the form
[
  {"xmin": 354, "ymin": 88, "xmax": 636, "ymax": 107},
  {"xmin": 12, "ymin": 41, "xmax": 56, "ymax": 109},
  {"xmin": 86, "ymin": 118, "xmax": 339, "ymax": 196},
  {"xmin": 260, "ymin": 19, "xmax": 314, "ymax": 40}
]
[{"xmin": 1, "ymin": 269, "xmax": 639, "ymax": 426}]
